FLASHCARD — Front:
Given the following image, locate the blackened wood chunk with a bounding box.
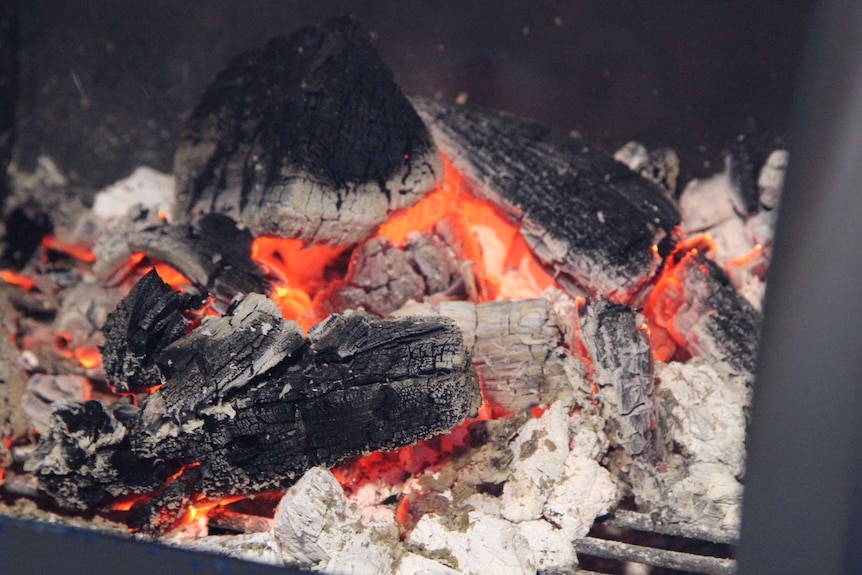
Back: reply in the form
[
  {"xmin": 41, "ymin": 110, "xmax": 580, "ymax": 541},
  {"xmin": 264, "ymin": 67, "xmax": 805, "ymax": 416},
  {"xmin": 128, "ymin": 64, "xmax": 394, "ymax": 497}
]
[
  {"xmin": 133, "ymin": 310, "xmax": 479, "ymax": 502},
  {"xmin": 151, "ymin": 293, "xmax": 305, "ymax": 420},
  {"xmin": 653, "ymin": 251, "xmax": 761, "ymax": 378},
  {"xmin": 578, "ymin": 298, "xmax": 656, "ymax": 459},
  {"xmin": 93, "ymin": 210, "xmax": 268, "ymax": 305},
  {"xmin": 412, "ymin": 98, "xmax": 681, "ymax": 301},
  {"xmin": 100, "ymin": 270, "xmax": 193, "ymax": 393},
  {"xmin": 174, "ymin": 17, "xmax": 442, "ymax": 245},
  {"xmin": 26, "ymin": 400, "xmax": 165, "ymax": 512}
]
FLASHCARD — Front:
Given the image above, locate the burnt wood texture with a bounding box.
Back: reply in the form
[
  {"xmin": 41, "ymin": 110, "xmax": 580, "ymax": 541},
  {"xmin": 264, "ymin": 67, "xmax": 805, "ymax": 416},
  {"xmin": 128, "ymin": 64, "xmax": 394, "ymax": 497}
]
[
  {"xmin": 173, "ymin": 16, "xmax": 441, "ymax": 245},
  {"xmin": 30, "ymin": 276, "xmax": 479, "ymax": 533},
  {"xmin": 94, "ymin": 211, "xmax": 268, "ymax": 306},
  {"xmin": 412, "ymin": 98, "xmax": 681, "ymax": 301}
]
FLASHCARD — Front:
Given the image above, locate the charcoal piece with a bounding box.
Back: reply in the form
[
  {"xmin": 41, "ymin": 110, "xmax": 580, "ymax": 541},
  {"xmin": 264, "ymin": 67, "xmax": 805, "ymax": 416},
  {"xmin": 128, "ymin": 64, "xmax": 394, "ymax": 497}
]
[
  {"xmin": 411, "ymin": 98, "xmax": 681, "ymax": 301},
  {"xmin": 577, "ymin": 298, "xmax": 656, "ymax": 459},
  {"xmin": 649, "ymin": 250, "xmax": 761, "ymax": 379},
  {"xmin": 100, "ymin": 270, "xmax": 194, "ymax": 393},
  {"xmin": 26, "ymin": 400, "xmax": 168, "ymax": 512},
  {"xmin": 93, "ymin": 210, "xmax": 268, "ymax": 305},
  {"xmin": 397, "ymin": 299, "xmax": 571, "ymax": 412},
  {"xmin": 151, "ymin": 293, "xmax": 305, "ymax": 419},
  {"xmin": 328, "ymin": 237, "xmax": 427, "ymax": 316},
  {"xmin": 173, "ymin": 17, "xmax": 441, "ymax": 245},
  {"xmin": 405, "ymin": 233, "xmax": 458, "ymax": 294}
]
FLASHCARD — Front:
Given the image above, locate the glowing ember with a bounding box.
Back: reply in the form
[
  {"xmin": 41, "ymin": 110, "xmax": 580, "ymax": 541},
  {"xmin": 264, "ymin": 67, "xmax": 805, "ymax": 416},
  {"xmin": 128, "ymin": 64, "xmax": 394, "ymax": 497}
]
[
  {"xmin": 643, "ymin": 233, "xmax": 717, "ymax": 362},
  {"xmin": 0, "ymin": 270, "xmax": 36, "ymax": 291},
  {"xmin": 379, "ymin": 157, "xmax": 555, "ymax": 302},
  {"xmin": 41, "ymin": 235, "xmax": 96, "ymax": 263},
  {"xmin": 251, "ymin": 237, "xmax": 349, "ymax": 329}
]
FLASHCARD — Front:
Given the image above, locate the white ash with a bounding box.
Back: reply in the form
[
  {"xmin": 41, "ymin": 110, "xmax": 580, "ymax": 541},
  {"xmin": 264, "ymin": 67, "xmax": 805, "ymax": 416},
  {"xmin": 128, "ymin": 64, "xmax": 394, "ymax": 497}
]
[
  {"xmin": 679, "ymin": 162, "xmax": 748, "ymax": 233},
  {"xmin": 500, "ymin": 400, "xmax": 569, "ymax": 523},
  {"xmin": 757, "ymin": 149, "xmax": 788, "ymax": 210},
  {"xmin": 614, "ymin": 141, "xmax": 681, "ymax": 194},
  {"xmin": 517, "ymin": 519, "xmax": 579, "ymax": 575},
  {"xmin": 396, "ymin": 552, "xmax": 462, "ymax": 575},
  {"xmin": 544, "ymin": 451, "xmax": 619, "ymax": 540},
  {"xmin": 272, "ymin": 467, "xmax": 402, "ymax": 575},
  {"xmin": 179, "ymin": 532, "xmax": 283, "ymax": 567},
  {"xmin": 21, "ymin": 374, "xmax": 91, "ymax": 434},
  {"xmin": 92, "ymin": 167, "xmax": 176, "ymax": 222},
  {"xmin": 407, "ymin": 511, "xmax": 536, "ymax": 575},
  {"xmin": 631, "ymin": 360, "xmax": 749, "ymax": 531}
]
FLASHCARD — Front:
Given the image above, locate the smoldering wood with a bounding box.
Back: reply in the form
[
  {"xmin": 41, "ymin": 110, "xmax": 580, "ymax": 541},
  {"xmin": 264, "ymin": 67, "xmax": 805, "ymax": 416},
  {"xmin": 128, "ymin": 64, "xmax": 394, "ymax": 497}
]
[
  {"xmin": 411, "ymin": 98, "xmax": 681, "ymax": 301},
  {"xmin": 52, "ymin": 279, "xmax": 125, "ymax": 352},
  {"xmin": 173, "ymin": 17, "xmax": 441, "ymax": 245},
  {"xmin": 93, "ymin": 210, "xmax": 268, "ymax": 305},
  {"xmin": 577, "ymin": 298, "xmax": 656, "ymax": 460},
  {"xmin": 100, "ymin": 270, "xmax": 195, "ymax": 393},
  {"xmin": 25, "ymin": 400, "xmax": 170, "ymax": 512},
  {"xmin": 0, "ymin": 297, "xmax": 30, "ymax": 439},
  {"xmin": 397, "ymin": 299, "xmax": 570, "ymax": 412},
  {"xmin": 327, "ymin": 234, "xmax": 459, "ymax": 317},
  {"xmin": 658, "ymin": 251, "xmax": 761, "ymax": 378},
  {"xmin": 31, "ymin": 288, "xmax": 479, "ymax": 532}
]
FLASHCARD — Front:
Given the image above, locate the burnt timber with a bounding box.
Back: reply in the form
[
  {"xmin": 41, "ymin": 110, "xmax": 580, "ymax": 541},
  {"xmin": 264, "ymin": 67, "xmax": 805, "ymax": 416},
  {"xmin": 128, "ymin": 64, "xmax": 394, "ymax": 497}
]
[
  {"xmin": 173, "ymin": 17, "xmax": 441, "ymax": 245},
  {"xmin": 29, "ymin": 277, "xmax": 479, "ymax": 533},
  {"xmin": 412, "ymin": 98, "xmax": 681, "ymax": 301}
]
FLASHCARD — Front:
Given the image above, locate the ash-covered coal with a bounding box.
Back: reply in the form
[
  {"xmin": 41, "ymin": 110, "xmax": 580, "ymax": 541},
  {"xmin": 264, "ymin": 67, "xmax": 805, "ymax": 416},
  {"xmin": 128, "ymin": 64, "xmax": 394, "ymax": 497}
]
[{"xmin": 174, "ymin": 17, "xmax": 441, "ymax": 245}]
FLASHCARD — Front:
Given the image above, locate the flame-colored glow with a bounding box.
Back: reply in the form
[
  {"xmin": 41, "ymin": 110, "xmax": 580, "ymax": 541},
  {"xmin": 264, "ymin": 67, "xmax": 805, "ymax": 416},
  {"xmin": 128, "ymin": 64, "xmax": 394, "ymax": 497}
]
[
  {"xmin": 643, "ymin": 234, "xmax": 717, "ymax": 362},
  {"xmin": 251, "ymin": 237, "xmax": 350, "ymax": 329},
  {"xmin": 0, "ymin": 270, "xmax": 36, "ymax": 291},
  {"xmin": 74, "ymin": 346, "xmax": 102, "ymax": 369},
  {"xmin": 378, "ymin": 157, "xmax": 554, "ymax": 302},
  {"xmin": 41, "ymin": 235, "xmax": 96, "ymax": 263}
]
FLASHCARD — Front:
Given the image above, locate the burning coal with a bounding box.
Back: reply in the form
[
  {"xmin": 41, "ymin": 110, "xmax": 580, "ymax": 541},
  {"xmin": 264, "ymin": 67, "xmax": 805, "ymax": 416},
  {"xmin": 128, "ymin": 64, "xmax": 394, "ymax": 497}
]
[{"xmin": 0, "ymin": 15, "xmax": 777, "ymax": 575}]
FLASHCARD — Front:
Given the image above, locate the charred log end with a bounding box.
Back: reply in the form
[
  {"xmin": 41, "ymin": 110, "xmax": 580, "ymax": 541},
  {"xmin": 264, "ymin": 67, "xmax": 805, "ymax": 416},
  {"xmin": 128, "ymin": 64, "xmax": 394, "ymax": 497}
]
[{"xmin": 174, "ymin": 16, "xmax": 442, "ymax": 245}]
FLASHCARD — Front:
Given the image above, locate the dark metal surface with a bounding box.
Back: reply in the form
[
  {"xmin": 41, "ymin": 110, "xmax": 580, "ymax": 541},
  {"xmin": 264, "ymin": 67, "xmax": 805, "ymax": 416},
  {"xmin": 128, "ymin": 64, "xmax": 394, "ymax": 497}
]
[
  {"xmin": 738, "ymin": 1, "xmax": 862, "ymax": 573},
  {"xmin": 14, "ymin": 0, "xmax": 811, "ymax": 195},
  {"xmin": 0, "ymin": 515, "xmax": 309, "ymax": 575}
]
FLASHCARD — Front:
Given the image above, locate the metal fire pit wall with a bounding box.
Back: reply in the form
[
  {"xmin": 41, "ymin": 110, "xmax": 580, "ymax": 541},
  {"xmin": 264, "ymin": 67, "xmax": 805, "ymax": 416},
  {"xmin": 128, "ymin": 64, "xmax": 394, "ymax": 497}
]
[
  {"xmin": 0, "ymin": 2, "xmax": 818, "ymax": 574},
  {"xmin": 737, "ymin": 2, "xmax": 862, "ymax": 574}
]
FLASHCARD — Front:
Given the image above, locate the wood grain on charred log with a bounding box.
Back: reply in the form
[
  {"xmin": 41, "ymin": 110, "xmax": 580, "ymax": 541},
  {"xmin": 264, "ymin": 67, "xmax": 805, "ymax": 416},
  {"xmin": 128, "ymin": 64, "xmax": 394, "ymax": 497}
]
[
  {"xmin": 577, "ymin": 298, "xmax": 656, "ymax": 460},
  {"xmin": 94, "ymin": 210, "xmax": 268, "ymax": 305},
  {"xmin": 412, "ymin": 98, "xmax": 681, "ymax": 301},
  {"xmin": 100, "ymin": 270, "xmax": 195, "ymax": 393},
  {"xmin": 31, "ymin": 280, "xmax": 479, "ymax": 532},
  {"xmin": 173, "ymin": 17, "xmax": 441, "ymax": 245}
]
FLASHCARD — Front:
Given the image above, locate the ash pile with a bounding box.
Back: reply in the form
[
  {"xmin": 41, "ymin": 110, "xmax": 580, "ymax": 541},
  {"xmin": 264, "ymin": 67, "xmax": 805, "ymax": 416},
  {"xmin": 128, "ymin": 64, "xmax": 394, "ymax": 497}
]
[{"xmin": 0, "ymin": 16, "xmax": 783, "ymax": 575}]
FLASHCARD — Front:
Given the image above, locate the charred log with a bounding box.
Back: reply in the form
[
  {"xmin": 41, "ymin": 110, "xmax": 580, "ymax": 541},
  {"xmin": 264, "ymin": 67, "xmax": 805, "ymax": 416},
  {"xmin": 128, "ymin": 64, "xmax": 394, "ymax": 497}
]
[
  {"xmin": 648, "ymin": 249, "xmax": 761, "ymax": 379},
  {"xmin": 93, "ymin": 210, "xmax": 267, "ymax": 305},
  {"xmin": 100, "ymin": 270, "xmax": 195, "ymax": 393},
  {"xmin": 411, "ymin": 98, "xmax": 681, "ymax": 301},
  {"xmin": 577, "ymin": 298, "xmax": 656, "ymax": 460},
  {"xmin": 30, "ymin": 283, "xmax": 479, "ymax": 532},
  {"xmin": 173, "ymin": 17, "xmax": 441, "ymax": 245}
]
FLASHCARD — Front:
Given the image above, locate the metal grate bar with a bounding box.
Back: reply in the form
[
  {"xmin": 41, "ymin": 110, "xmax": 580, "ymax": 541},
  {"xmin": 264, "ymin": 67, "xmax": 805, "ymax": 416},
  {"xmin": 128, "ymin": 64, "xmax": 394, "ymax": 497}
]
[
  {"xmin": 603, "ymin": 510, "xmax": 739, "ymax": 545},
  {"xmin": 574, "ymin": 536, "xmax": 737, "ymax": 575}
]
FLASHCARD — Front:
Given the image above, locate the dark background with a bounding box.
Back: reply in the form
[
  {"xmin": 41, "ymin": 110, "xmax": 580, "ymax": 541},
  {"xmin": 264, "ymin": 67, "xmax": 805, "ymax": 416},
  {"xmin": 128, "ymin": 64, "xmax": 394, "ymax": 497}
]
[{"xmin": 8, "ymin": 1, "xmax": 812, "ymax": 198}]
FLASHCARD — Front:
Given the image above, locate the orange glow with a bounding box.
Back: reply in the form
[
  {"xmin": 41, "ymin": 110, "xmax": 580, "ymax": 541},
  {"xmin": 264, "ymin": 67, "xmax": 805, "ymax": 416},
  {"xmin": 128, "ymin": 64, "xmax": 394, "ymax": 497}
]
[
  {"xmin": 643, "ymin": 234, "xmax": 717, "ymax": 362},
  {"xmin": 378, "ymin": 157, "xmax": 554, "ymax": 302},
  {"xmin": 251, "ymin": 236, "xmax": 350, "ymax": 329},
  {"xmin": 729, "ymin": 243, "xmax": 765, "ymax": 269},
  {"xmin": 74, "ymin": 346, "xmax": 102, "ymax": 369},
  {"xmin": 150, "ymin": 262, "xmax": 194, "ymax": 291},
  {"xmin": 0, "ymin": 270, "xmax": 36, "ymax": 291},
  {"xmin": 41, "ymin": 235, "xmax": 96, "ymax": 263}
]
